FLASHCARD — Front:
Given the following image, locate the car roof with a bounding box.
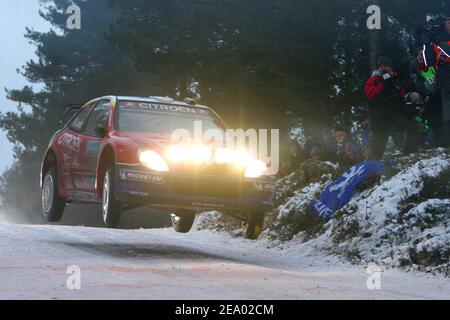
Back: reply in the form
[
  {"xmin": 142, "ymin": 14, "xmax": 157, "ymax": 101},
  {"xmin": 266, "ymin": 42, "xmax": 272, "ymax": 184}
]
[{"xmin": 86, "ymin": 95, "xmax": 213, "ymax": 111}]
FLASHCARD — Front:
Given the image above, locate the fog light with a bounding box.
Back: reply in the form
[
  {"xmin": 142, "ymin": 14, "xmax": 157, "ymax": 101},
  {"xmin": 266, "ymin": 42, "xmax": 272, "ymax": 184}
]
[{"xmin": 245, "ymin": 159, "xmax": 268, "ymax": 178}]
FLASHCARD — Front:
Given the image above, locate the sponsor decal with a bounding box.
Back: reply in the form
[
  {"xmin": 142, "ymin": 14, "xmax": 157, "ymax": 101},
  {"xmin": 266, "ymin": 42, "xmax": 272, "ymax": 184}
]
[
  {"xmin": 191, "ymin": 202, "xmax": 225, "ymax": 209},
  {"xmin": 129, "ymin": 191, "xmax": 149, "ymax": 197},
  {"xmin": 120, "ymin": 101, "xmax": 203, "ymax": 115},
  {"xmin": 254, "ymin": 182, "xmax": 275, "ymax": 192},
  {"xmin": 71, "ymin": 117, "xmax": 84, "ymax": 130},
  {"xmin": 138, "ymin": 103, "xmax": 197, "ymax": 114},
  {"xmin": 264, "ymin": 183, "xmax": 275, "ymax": 191},
  {"xmin": 83, "ymin": 177, "xmax": 96, "ymax": 188},
  {"xmin": 119, "ymin": 169, "xmax": 163, "ymax": 183},
  {"xmin": 58, "ymin": 132, "xmax": 82, "ymax": 153},
  {"xmin": 63, "ymin": 153, "xmax": 79, "ymax": 167},
  {"xmin": 86, "ymin": 141, "xmax": 100, "ymax": 156}
]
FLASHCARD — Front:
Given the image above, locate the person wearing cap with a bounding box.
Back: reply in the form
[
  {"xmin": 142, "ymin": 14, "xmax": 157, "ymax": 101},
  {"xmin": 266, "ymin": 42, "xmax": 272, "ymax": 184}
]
[{"xmin": 364, "ymin": 57, "xmax": 419, "ymax": 159}]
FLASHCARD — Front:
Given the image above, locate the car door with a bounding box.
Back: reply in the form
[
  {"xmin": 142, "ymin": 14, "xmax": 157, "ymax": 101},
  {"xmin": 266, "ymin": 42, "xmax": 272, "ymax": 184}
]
[
  {"xmin": 71, "ymin": 100, "xmax": 112, "ymax": 196},
  {"xmin": 59, "ymin": 105, "xmax": 94, "ymax": 193}
]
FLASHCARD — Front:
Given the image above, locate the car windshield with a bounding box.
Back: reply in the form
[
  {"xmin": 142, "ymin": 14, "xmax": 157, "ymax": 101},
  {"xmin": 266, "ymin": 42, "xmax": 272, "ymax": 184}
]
[{"xmin": 116, "ymin": 100, "xmax": 225, "ymax": 134}]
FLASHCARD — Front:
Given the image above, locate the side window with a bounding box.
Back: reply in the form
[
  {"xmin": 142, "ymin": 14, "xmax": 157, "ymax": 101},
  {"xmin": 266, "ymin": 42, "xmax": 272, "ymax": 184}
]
[
  {"xmin": 84, "ymin": 100, "xmax": 111, "ymax": 136},
  {"xmin": 61, "ymin": 108, "xmax": 81, "ymax": 128},
  {"xmin": 68, "ymin": 105, "xmax": 92, "ymax": 132}
]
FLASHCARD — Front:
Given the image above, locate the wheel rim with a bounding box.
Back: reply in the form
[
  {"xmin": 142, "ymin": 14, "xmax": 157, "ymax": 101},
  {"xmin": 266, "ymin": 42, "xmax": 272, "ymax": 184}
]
[
  {"xmin": 102, "ymin": 173, "xmax": 109, "ymax": 221},
  {"xmin": 42, "ymin": 174, "xmax": 54, "ymax": 213}
]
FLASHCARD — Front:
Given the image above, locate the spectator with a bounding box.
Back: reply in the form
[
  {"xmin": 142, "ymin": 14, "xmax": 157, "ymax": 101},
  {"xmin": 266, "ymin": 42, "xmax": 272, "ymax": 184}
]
[
  {"xmin": 305, "ymin": 127, "xmax": 337, "ymax": 161},
  {"xmin": 335, "ymin": 130, "xmax": 361, "ymax": 166},
  {"xmin": 422, "ymin": 16, "xmax": 450, "ymax": 147},
  {"xmin": 364, "ymin": 57, "xmax": 420, "ymax": 159}
]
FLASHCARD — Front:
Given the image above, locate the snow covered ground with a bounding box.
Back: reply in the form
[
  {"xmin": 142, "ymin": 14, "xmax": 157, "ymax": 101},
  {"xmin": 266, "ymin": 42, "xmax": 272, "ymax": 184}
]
[
  {"xmin": 212, "ymin": 149, "xmax": 450, "ymax": 276},
  {"xmin": 0, "ymin": 223, "xmax": 449, "ymax": 300},
  {"xmin": 312, "ymin": 153, "xmax": 450, "ymax": 275}
]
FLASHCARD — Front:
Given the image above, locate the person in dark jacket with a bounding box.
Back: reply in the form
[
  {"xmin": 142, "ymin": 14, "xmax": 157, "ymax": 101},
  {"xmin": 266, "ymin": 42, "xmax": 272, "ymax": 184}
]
[
  {"xmin": 422, "ymin": 16, "xmax": 450, "ymax": 147},
  {"xmin": 365, "ymin": 57, "xmax": 420, "ymax": 160},
  {"xmin": 305, "ymin": 127, "xmax": 337, "ymax": 161},
  {"xmin": 409, "ymin": 47, "xmax": 441, "ymax": 147},
  {"xmin": 409, "ymin": 47, "xmax": 437, "ymax": 96}
]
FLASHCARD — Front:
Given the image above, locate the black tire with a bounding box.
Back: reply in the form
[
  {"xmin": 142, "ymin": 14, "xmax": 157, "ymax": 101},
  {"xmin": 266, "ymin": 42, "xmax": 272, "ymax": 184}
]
[
  {"xmin": 171, "ymin": 210, "xmax": 196, "ymax": 233},
  {"xmin": 102, "ymin": 166, "xmax": 122, "ymax": 228},
  {"xmin": 243, "ymin": 212, "xmax": 265, "ymax": 240},
  {"xmin": 42, "ymin": 166, "xmax": 66, "ymax": 222}
]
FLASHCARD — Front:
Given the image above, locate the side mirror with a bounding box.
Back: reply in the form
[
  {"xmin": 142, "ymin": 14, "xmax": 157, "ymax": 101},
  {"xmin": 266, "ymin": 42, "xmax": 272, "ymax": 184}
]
[{"xmin": 95, "ymin": 125, "xmax": 107, "ymax": 138}]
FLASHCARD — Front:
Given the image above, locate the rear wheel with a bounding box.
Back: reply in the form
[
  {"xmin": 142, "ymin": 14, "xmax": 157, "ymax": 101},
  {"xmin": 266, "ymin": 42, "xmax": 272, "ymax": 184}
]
[
  {"xmin": 171, "ymin": 210, "xmax": 196, "ymax": 233},
  {"xmin": 102, "ymin": 167, "xmax": 122, "ymax": 228},
  {"xmin": 42, "ymin": 166, "xmax": 66, "ymax": 222},
  {"xmin": 243, "ymin": 212, "xmax": 265, "ymax": 240}
]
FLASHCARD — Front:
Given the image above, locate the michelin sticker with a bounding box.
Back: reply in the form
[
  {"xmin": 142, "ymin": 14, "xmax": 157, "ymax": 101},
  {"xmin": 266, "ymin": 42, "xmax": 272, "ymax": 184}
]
[{"xmin": 119, "ymin": 169, "xmax": 163, "ymax": 183}]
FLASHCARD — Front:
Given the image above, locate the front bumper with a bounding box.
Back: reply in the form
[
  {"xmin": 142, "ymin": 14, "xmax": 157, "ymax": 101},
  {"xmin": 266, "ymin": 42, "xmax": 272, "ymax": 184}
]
[{"xmin": 114, "ymin": 164, "xmax": 275, "ymax": 212}]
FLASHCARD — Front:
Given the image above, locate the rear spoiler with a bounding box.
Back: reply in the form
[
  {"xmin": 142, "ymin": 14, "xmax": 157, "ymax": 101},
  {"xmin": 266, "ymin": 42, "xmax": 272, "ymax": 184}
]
[{"xmin": 58, "ymin": 104, "xmax": 84, "ymax": 128}]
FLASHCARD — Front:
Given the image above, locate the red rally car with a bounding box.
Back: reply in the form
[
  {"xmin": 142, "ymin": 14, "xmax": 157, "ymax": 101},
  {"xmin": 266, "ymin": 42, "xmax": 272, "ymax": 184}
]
[{"xmin": 40, "ymin": 96, "xmax": 275, "ymax": 239}]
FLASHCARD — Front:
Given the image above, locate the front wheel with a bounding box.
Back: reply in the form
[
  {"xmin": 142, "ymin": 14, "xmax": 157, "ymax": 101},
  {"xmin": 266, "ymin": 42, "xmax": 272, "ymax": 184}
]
[
  {"xmin": 42, "ymin": 166, "xmax": 66, "ymax": 222},
  {"xmin": 171, "ymin": 210, "xmax": 196, "ymax": 233},
  {"xmin": 102, "ymin": 167, "xmax": 122, "ymax": 228},
  {"xmin": 243, "ymin": 212, "xmax": 265, "ymax": 240}
]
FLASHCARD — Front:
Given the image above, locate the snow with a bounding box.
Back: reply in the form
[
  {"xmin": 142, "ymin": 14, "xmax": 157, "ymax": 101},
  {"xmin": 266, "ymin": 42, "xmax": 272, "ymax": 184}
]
[
  {"xmin": 0, "ymin": 150, "xmax": 448, "ymax": 299},
  {"xmin": 303, "ymin": 153, "xmax": 450, "ymax": 275},
  {"xmin": 277, "ymin": 180, "xmax": 330, "ymax": 219},
  {"xmin": 197, "ymin": 150, "xmax": 450, "ymax": 276},
  {"xmin": 0, "ymin": 223, "xmax": 449, "ymax": 299},
  {"xmin": 289, "ymin": 125, "xmax": 307, "ymax": 148}
]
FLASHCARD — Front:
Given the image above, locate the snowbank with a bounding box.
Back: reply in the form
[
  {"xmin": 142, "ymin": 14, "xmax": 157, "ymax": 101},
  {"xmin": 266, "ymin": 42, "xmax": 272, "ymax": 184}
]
[
  {"xmin": 313, "ymin": 151, "xmax": 450, "ymax": 275},
  {"xmin": 196, "ymin": 149, "xmax": 450, "ymax": 276}
]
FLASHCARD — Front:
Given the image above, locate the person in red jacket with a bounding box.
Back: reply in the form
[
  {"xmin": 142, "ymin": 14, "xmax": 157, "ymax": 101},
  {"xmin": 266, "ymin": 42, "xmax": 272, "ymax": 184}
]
[{"xmin": 365, "ymin": 57, "xmax": 419, "ymax": 159}]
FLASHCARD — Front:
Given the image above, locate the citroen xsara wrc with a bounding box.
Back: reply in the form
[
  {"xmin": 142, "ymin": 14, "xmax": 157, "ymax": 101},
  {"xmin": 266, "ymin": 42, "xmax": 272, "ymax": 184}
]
[{"xmin": 40, "ymin": 96, "xmax": 275, "ymax": 239}]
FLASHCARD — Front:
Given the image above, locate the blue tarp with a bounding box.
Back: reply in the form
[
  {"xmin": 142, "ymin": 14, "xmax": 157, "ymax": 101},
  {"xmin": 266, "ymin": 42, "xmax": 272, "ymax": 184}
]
[{"xmin": 311, "ymin": 161, "xmax": 385, "ymax": 220}]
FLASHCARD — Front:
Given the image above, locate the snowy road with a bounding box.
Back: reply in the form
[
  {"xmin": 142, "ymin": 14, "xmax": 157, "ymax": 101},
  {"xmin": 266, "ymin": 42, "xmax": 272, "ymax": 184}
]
[{"xmin": 0, "ymin": 223, "xmax": 449, "ymax": 300}]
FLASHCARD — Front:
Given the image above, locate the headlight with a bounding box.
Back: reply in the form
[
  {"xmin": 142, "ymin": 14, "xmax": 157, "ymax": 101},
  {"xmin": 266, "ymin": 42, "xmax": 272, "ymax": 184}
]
[
  {"xmin": 191, "ymin": 145, "xmax": 212, "ymax": 163},
  {"xmin": 234, "ymin": 150, "xmax": 254, "ymax": 168},
  {"xmin": 165, "ymin": 145, "xmax": 191, "ymax": 163},
  {"xmin": 215, "ymin": 147, "xmax": 234, "ymax": 164},
  {"xmin": 139, "ymin": 150, "xmax": 169, "ymax": 172},
  {"xmin": 245, "ymin": 159, "xmax": 268, "ymax": 178}
]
